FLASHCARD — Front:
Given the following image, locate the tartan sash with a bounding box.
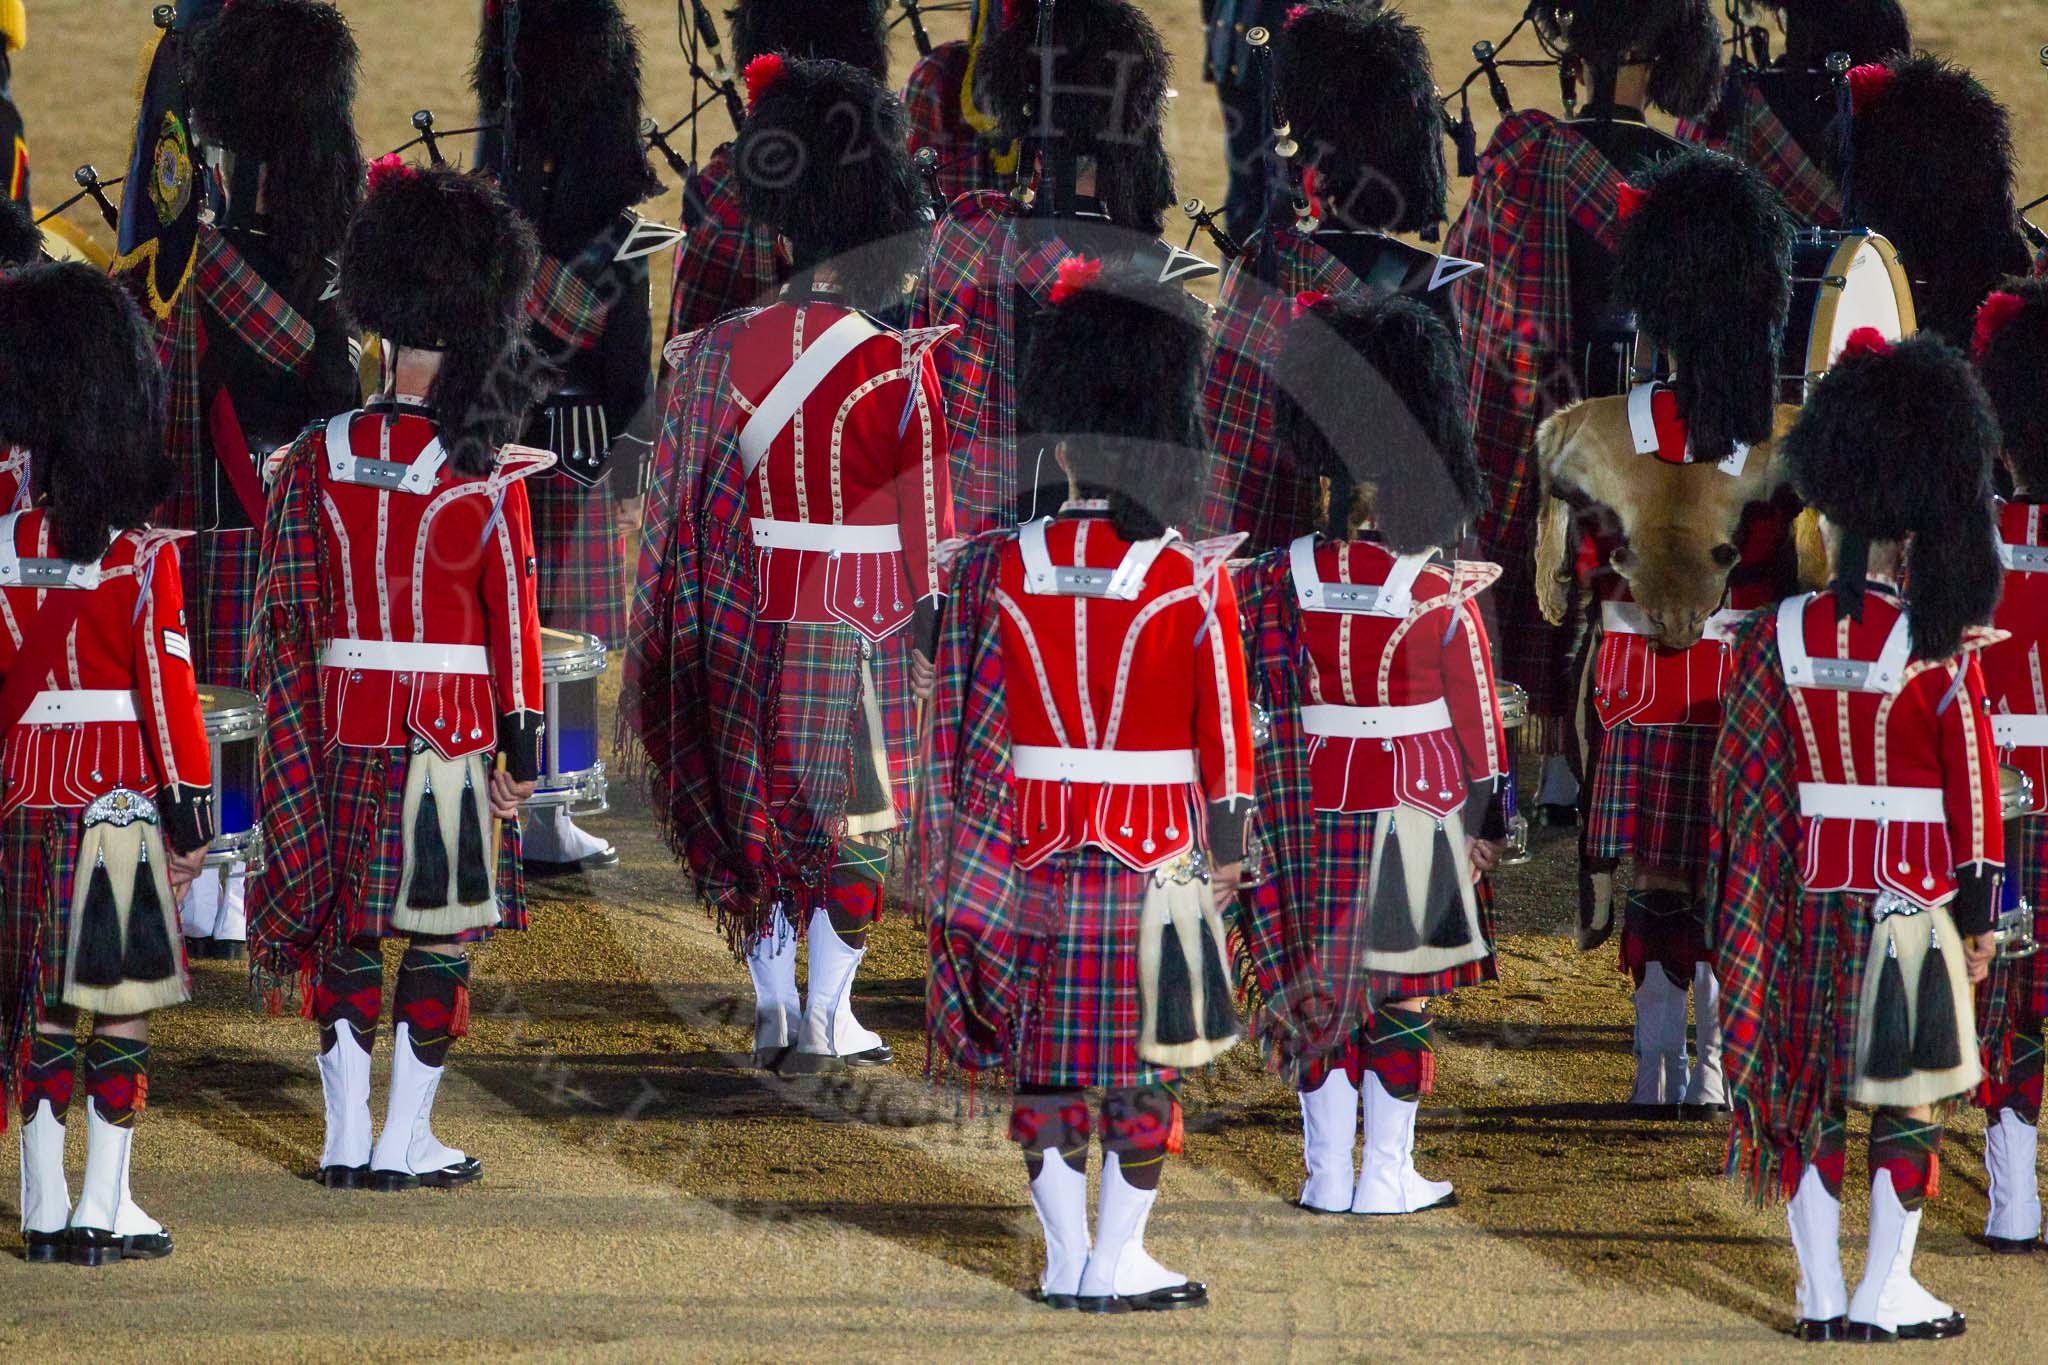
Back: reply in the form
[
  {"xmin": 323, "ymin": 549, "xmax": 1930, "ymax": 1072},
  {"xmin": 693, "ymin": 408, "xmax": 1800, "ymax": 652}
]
[
  {"xmin": 627, "ymin": 315, "xmax": 857, "ymax": 951},
  {"xmin": 917, "ymin": 531, "xmax": 1039, "ymax": 1074},
  {"xmin": 1707, "ymin": 609, "xmax": 1810, "ymax": 1202},
  {"xmin": 1230, "ymin": 551, "xmax": 1362, "ymax": 1066},
  {"xmin": 245, "ymin": 428, "xmax": 336, "ymax": 997}
]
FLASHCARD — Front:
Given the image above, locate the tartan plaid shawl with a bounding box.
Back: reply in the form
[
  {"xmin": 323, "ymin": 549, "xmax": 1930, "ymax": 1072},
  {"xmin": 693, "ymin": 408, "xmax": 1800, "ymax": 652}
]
[
  {"xmin": 916, "ymin": 194, "xmax": 1082, "ymax": 535},
  {"xmin": 663, "ymin": 149, "xmax": 781, "ymax": 358},
  {"xmin": 244, "ymin": 429, "xmax": 336, "ymax": 1001},
  {"xmin": 1679, "ymin": 72, "xmax": 1842, "ymax": 228},
  {"xmin": 1706, "ymin": 609, "xmax": 1810, "ymax": 1204},
  {"xmin": 134, "ymin": 224, "xmax": 317, "ymax": 532},
  {"xmin": 625, "ymin": 315, "xmax": 862, "ymax": 953},
  {"xmin": 1198, "ymin": 234, "xmax": 1377, "ymax": 547},
  {"xmin": 1229, "ymin": 550, "xmax": 1359, "ymax": 1068},
  {"xmin": 1443, "ymin": 113, "xmax": 1630, "ymax": 719},
  {"xmin": 528, "ymin": 249, "xmax": 613, "ymax": 356},
  {"xmin": 916, "ymin": 531, "xmax": 1037, "ymax": 1075}
]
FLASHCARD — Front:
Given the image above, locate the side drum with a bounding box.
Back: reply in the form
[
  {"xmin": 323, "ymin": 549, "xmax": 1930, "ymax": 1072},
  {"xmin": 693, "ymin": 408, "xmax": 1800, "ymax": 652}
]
[
  {"xmin": 1997, "ymin": 765, "xmax": 2040, "ymax": 961},
  {"xmin": 1497, "ymin": 683, "xmax": 1531, "ymax": 867},
  {"xmin": 198, "ymin": 685, "xmax": 264, "ymax": 870},
  {"xmin": 527, "ymin": 627, "xmax": 608, "ymax": 814}
]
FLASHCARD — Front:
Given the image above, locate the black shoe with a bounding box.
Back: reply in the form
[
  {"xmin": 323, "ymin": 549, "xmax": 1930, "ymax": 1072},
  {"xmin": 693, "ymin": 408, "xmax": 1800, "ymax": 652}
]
[
  {"xmin": 1984, "ymin": 1232, "xmax": 2039, "ymax": 1254},
  {"xmin": 523, "ymin": 845, "xmax": 620, "ymax": 876},
  {"xmin": 213, "ymin": 939, "xmax": 248, "ymax": 962},
  {"xmin": 418, "ymin": 1156, "xmax": 484, "ymax": 1189},
  {"xmin": 1293, "ymin": 1199, "xmax": 1351, "ymax": 1216},
  {"xmin": 1792, "ymin": 1315, "xmax": 1848, "ymax": 1342},
  {"xmin": 1894, "ymin": 1315, "xmax": 1966, "ymax": 1342},
  {"xmin": 316, "ymin": 1164, "xmax": 371, "ymax": 1190},
  {"xmin": 368, "ymin": 1168, "xmax": 423, "ymax": 1192},
  {"xmin": 1679, "ymin": 1102, "xmax": 1733, "ymax": 1121},
  {"xmin": 1350, "ymin": 1191, "xmax": 1458, "ymax": 1216},
  {"xmin": 1078, "ymin": 1280, "xmax": 1209, "ymax": 1313},
  {"xmin": 775, "ymin": 1049, "xmax": 846, "ymax": 1076},
  {"xmin": 1538, "ymin": 803, "xmax": 1579, "ymax": 829},
  {"xmin": 1026, "ymin": 1288, "xmax": 1080, "ymax": 1310},
  {"xmin": 839, "ymin": 1043, "xmax": 894, "ymax": 1068},
  {"xmin": 22, "ymin": 1229, "xmax": 67, "ymax": 1264},
  {"xmin": 67, "ymin": 1226, "xmax": 172, "ymax": 1265},
  {"xmin": 751, "ymin": 1044, "xmax": 794, "ymax": 1071}
]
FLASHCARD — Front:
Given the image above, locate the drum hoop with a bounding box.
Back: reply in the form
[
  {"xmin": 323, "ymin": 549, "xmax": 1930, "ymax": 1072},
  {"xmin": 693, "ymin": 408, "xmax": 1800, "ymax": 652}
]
[
  {"xmin": 1497, "ymin": 682, "xmax": 1530, "ymax": 730},
  {"xmin": 1799, "ymin": 233, "xmax": 1914, "ymax": 380},
  {"xmin": 539, "ymin": 627, "xmax": 608, "ymax": 682},
  {"xmin": 198, "ymin": 686, "xmax": 264, "ymax": 742},
  {"xmin": 2001, "ymin": 764, "xmax": 2035, "ymax": 821}
]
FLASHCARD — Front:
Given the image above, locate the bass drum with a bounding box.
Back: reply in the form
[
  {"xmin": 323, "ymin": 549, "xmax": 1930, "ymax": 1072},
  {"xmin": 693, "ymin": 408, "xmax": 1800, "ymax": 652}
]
[
  {"xmin": 1779, "ymin": 229, "xmax": 1915, "ymax": 403},
  {"xmin": 34, "ymin": 214, "xmax": 111, "ymax": 268}
]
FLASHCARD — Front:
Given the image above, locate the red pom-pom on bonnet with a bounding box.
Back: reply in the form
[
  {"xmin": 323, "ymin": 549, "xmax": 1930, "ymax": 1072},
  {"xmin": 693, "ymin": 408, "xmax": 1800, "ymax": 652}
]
[
  {"xmin": 366, "ymin": 153, "xmax": 415, "ymax": 195},
  {"xmin": 1050, "ymin": 255, "xmax": 1104, "ymax": 305},
  {"xmin": 744, "ymin": 54, "xmax": 784, "ymax": 110},
  {"xmin": 1972, "ymin": 290, "xmax": 2025, "ymax": 359},
  {"xmin": 1291, "ymin": 290, "xmax": 1328, "ymax": 320},
  {"xmin": 1841, "ymin": 326, "xmax": 1893, "ymax": 360},
  {"xmin": 1846, "ymin": 63, "xmax": 1894, "ymax": 115},
  {"xmin": 1615, "ymin": 181, "xmax": 1648, "ymax": 223}
]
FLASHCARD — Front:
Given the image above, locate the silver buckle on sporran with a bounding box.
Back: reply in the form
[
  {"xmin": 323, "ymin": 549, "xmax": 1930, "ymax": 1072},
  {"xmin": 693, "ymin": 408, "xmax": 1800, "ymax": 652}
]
[
  {"xmin": 1870, "ymin": 889, "xmax": 1924, "ymax": 925},
  {"xmin": 1153, "ymin": 848, "xmax": 1210, "ymax": 888},
  {"xmin": 83, "ymin": 788, "xmax": 160, "ymax": 829}
]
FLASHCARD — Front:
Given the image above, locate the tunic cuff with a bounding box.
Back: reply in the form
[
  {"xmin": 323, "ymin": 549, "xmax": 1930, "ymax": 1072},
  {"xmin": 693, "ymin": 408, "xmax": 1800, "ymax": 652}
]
[
  {"xmin": 1207, "ymin": 797, "xmax": 1251, "ymax": 866},
  {"xmin": 159, "ymin": 782, "xmax": 217, "ymax": 857},
  {"xmin": 913, "ymin": 594, "xmax": 943, "ymax": 660},
  {"xmin": 1462, "ymin": 778, "xmax": 1507, "ymax": 841},
  {"xmin": 499, "ymin": 711, "xmax": 546, "ymax": 784},
  {"xmin": 1949, "ymin": 865, "xmax": 1997, "ymax": 938}
]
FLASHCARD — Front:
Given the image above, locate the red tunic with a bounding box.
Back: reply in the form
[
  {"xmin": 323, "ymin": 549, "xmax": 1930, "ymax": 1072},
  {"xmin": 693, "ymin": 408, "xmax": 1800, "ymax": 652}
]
[
  {"xmin": 993, "ymin": 507, "xmax": 1255, "ymax": 871},
  {"xmin": 1289, "ymin": 537, "xmax": 1506, "ymax": 816},
  {"xmin": 1985, "ymin": 499, "xmax": 2048, "ymax": 814},
  {"xmin": 1782, "ymin": 588, "xmax": 2004, "ymax": 909},
  {"xmin": 0, "ymin": 509, "xmax": 213, "ymax": 847},
  {"xmin": 729, "ymin": 300, "xmax": 955, "ymax": 644},
  {"xmin": 304, "ymin": 405, "xmax": 548, "ymax": 775}
]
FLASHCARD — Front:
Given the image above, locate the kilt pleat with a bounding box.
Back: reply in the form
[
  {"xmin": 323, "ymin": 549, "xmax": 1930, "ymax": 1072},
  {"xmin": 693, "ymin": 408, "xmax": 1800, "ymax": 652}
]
[
  {"xmin": 1586, "ymin": 722, "xmax": 1717, "ymax": 876},
  {"xmin": 1016, "ymin": 849, "xmax": 1169, "ymax": 1090},
  {"xmin": 526, "ymin": 473, "xmax": 627, "ymax": 648},
  {"xmin": 321, "ymin": 745, "xmax": 526, "ymax": 943}
]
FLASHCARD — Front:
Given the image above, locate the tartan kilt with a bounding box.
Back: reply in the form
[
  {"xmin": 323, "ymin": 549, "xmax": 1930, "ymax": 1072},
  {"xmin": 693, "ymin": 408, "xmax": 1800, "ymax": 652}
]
[
  {"xmin": 1319, "ymin": 809, "xmax": 1498, "ymax": 1006},
  {"xmin": 1586, "ymin": 722, "xmax": 1717, "ymax": 878},
  {"xmin": 1, "ymin": 806, "xmax": 194, "ymax": 1031},
  {"xmin": 193, "ymin": 527, "xmax": 259, "ymax": 688},
  {"xmin": 770, "ymin": 623, "xmax": 872, "ymax": 856},
  {"xmin": 320, "ymin": 745, "xmax": 527, "ymax": 944},
  {"xmin": 1015, "ymin": 848, "xmax": 1171, "ymax": 1090},
  {"xmin": 526, "ymin": 472, "xmax": 627, "ymax": 649},
  {"xmin": 1785, "ymin": 889, "xmax": 1980, "ymax": 1108}
]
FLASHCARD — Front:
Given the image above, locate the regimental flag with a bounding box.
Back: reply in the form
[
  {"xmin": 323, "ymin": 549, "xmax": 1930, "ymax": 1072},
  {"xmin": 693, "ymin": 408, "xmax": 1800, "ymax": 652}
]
[{"xmin": 113, "ymin": 12, "xmax": 211, "ymax": 318}]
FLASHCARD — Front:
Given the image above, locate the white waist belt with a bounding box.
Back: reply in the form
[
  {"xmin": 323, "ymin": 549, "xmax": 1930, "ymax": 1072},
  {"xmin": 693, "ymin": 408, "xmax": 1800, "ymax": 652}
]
[
  {"xmin": 1993, "ymin": 714, "xmax": 2048, "ymax": 747},
  {"xmin": 750, "ymin": 517, "xmax": 903, "ymax": 554},
  {"xmin": 20, "ymin": 689, "xmax": 138, "ymax": 725},
  {"xmin": 1602, "ymin": 600, "xmax": 1749, "ymax": 640},
  {"xmin": 1798, "ymin": 782, "xmax": 1945, "ymax": 822},
  {"xmin": 1300, "ymin": 698, "xmax": 1452, "ymax": 739},
  {"xmin": 1011, "ymin": 744, "xmax": 1196, "ymax": 784},
  {"xmin": 321, "ymin": 638, "xmax": 491, "ymax": 675}
]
